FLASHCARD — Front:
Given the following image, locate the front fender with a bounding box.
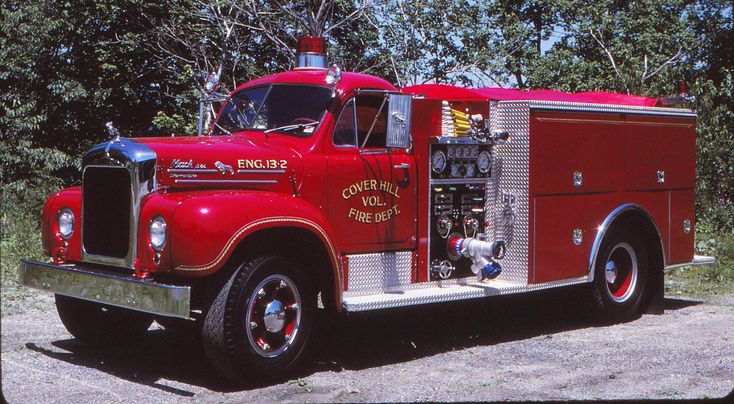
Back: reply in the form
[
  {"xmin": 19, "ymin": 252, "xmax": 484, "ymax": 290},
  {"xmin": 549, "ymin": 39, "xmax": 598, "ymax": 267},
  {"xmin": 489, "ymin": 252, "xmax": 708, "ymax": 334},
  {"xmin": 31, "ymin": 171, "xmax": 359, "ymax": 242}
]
[{"xmin": 169, "ymin": 190, "xmax": 339, "ymax": 280}]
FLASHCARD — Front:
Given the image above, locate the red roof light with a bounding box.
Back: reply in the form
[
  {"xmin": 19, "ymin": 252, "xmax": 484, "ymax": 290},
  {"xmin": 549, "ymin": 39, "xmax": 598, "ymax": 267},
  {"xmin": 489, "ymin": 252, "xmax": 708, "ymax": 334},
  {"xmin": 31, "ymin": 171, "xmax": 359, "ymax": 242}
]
[{"xmin": 298, "ymin": 36, "xmax": 326, "ymax": 54}]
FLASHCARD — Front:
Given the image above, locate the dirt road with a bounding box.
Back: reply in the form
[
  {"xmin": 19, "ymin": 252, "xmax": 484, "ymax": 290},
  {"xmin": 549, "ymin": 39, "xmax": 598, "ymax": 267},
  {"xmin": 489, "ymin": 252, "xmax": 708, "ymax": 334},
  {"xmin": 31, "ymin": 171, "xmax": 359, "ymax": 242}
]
[{"xmin": 2, "ymin": 289, "xmax": 733, "ymax": 402}]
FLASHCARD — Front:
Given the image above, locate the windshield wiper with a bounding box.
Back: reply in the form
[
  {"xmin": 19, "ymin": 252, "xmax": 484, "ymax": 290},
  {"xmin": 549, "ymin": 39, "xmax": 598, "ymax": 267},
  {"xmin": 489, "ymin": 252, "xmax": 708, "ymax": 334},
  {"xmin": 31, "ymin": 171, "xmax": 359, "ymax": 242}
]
[
  {"xmin": 212, "ymin": 122, "xmax": 232, "ymax": 136},
  {"xmin": 264, "ymin": 120, "xmax": 319, "ymax": 135}
]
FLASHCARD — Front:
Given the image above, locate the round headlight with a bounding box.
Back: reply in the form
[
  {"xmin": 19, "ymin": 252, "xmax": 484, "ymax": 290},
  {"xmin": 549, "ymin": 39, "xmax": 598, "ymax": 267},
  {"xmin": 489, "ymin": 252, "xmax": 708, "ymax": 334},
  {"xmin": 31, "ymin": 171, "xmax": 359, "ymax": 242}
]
[
  {"xmin": 149, "ymin": 216, "xmax": 167, "ymax": 251},
  {"xmin": 57, "ymin": 208, "xmax": 74, "ymax": 239}
]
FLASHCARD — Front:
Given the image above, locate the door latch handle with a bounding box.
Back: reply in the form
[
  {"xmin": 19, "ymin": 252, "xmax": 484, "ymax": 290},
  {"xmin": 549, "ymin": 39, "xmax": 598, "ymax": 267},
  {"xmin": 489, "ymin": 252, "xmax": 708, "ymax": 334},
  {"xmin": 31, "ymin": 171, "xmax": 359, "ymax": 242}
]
[{"xmin": 393, "ymin": 163, "xmax": 411, "ymax": 169}]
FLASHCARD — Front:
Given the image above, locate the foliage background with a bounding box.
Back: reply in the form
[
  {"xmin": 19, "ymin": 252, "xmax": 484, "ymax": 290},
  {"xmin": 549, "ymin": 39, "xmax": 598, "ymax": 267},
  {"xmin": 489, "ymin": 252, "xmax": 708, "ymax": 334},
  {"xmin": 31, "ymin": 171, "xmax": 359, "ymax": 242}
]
[{"xmin": 1, "ymin": 0, "xmax": 732, "ymax": 296}]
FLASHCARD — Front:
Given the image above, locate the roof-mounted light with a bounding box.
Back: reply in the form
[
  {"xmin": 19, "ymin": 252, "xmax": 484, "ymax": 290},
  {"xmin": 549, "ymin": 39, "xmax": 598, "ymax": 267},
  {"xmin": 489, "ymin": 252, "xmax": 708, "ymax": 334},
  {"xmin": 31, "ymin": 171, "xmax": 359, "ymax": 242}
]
[
  {"xmin": 326, "ymin": 64, "xmax": 342, "ymax": 85},
  {"xmin": 296, "ymin": 36, "xmax": 327, "ymax": 69}
]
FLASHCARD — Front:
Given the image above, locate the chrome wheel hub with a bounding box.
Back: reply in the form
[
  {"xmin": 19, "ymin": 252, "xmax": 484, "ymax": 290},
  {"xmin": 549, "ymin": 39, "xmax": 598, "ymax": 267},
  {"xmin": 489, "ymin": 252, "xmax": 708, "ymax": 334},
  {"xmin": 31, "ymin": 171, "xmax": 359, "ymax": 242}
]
[
  {"xmin": 604, "ymin": 242, "xmax": 638, "ymax": 303},
  {"xmin": 263, "ymin": 300, "xmax": 286, "ymax": 332},
  {"xmin": 605, "ymin": 261, "xmax": 618, "ymax": 284},
  {"xmin": 245, "ymin": 274, "xmax": 302, "ymax": 358}
]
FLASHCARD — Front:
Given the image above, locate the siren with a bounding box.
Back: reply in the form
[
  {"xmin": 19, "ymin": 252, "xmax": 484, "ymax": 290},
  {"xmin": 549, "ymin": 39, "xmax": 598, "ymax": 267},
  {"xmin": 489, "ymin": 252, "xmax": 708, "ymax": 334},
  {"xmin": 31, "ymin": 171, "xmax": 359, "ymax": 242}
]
[{"xmin": 295, "ymin": 36, "xmax": 327, "ymax": 69}]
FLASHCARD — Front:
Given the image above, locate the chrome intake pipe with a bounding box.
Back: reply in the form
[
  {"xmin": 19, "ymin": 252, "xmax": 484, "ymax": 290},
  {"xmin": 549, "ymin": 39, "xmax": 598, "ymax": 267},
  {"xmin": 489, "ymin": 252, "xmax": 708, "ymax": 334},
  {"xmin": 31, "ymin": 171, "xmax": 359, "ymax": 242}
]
[{"xmin": 449, "ymin": 237, "xmax": 506, "ymax": 280}]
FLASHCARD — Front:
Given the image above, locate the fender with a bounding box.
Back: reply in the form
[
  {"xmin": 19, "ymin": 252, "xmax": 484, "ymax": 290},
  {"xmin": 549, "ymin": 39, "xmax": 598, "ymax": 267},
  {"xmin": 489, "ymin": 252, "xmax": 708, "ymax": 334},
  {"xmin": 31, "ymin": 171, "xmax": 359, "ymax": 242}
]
[
  {"xmin": 168, "ymin": 189, "xmax": 340, "ymax": 288},
  {"xmin": 42, "ymin": 187, "xmax": 82, "ymax": 262},
  {"xmin": 587, "ymin": 203, "xmax": 665, "ymax": 282}
]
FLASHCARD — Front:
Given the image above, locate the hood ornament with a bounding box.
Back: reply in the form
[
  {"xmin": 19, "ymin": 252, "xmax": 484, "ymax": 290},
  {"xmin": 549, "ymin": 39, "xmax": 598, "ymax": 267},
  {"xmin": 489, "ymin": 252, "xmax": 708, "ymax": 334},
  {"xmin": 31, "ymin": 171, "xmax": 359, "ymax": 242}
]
[
  {"xmin": 106, "ymin": 121, "xmax": 122, "ymax": 142},
  {"xmin": 104, "ymin": 121, "xmax": 124, "ymax": 156}
]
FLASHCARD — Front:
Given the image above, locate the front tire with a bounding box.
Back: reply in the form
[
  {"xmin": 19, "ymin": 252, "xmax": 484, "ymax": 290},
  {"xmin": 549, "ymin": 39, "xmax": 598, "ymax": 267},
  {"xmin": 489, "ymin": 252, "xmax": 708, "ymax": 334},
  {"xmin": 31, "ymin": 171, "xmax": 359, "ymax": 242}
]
[
  {"xmin": 590, "ymin": 230, "xmax": 648, "ymax": 322},
  {"xmin": 202, "ymin": 256, "xmax": 315, "ymax": 384},
  {"xmin": 55, "ymin": 295, "xmax": 153, "ymax": 345}
]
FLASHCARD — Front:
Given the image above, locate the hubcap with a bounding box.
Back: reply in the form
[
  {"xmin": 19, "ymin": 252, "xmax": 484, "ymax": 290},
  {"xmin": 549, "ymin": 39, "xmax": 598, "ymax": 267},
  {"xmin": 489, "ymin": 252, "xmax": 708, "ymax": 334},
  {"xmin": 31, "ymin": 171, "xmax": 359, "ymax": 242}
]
[
  {"xmin": 605, "ymin": 261, "xmax": 618, "ymax": 283},
  {"xmin": 604, "ymin": 242, "xmax": 638, "ymax": 303},
  {"xmin": 263, "ymin": 300, "xmax": 286, "ymax": 332},
  {"xmin": 245, "ymin": 274, "xmax": 302, "ymax": 358}
]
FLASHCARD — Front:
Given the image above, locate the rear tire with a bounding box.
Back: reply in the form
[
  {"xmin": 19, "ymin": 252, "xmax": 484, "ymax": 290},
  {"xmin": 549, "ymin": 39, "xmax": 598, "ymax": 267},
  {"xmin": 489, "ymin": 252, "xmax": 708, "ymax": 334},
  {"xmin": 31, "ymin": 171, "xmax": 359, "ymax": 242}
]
[
  {"xmin": 590, "ymin": 230, "xmax": 649, "ymax": 322},
  {"xmin": 202, "ymin": 256, "xmax": 315, "ymax": 384},
  {"xmin": 55, "ymin": 295, "xmax": 153, "ymax": 345}
]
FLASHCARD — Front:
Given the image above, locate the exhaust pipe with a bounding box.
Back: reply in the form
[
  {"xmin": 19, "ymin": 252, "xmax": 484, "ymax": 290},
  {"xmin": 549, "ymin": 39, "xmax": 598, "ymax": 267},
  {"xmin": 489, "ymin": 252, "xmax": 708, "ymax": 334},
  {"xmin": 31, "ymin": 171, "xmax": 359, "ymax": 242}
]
[{"xmin": 449, "ymin": 237, "xmax": 506, "ymax": 280}]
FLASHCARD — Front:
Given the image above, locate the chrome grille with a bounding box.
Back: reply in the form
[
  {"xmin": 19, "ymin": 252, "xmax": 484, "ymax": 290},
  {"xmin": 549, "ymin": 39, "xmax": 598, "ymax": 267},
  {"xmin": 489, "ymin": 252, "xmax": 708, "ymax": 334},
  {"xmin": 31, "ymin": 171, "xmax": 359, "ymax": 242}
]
[
  {"xmin": 80, "ymin": 137, "xmax": 156, "ymax": 269},
  {"xmin": 82, "ymin": 166, "xmax": 132, "ymax": 258}
]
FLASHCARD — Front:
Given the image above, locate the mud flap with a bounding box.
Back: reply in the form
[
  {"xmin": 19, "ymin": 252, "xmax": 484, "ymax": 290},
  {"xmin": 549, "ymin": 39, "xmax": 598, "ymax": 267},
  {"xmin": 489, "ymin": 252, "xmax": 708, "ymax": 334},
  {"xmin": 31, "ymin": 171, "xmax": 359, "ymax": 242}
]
[{"xmin": 643, "ymin": 269, "xmax": 665, "ymax": 315}]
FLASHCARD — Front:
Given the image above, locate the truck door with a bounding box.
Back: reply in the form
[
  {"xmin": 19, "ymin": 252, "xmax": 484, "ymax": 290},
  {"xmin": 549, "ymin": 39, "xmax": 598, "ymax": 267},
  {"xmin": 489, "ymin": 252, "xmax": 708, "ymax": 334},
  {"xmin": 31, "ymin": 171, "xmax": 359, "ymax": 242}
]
[{"xmin": 327, "ymin": 92, "xmax": 417, "ymax": 252}]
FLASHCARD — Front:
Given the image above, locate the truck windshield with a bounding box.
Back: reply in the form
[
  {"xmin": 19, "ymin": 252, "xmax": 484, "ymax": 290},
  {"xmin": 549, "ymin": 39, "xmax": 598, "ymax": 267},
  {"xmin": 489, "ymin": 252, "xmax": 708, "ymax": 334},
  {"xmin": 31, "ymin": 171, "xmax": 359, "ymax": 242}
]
[{"xmin": 212, "ymin": 84, "xmax": 333, "ymax": 136}]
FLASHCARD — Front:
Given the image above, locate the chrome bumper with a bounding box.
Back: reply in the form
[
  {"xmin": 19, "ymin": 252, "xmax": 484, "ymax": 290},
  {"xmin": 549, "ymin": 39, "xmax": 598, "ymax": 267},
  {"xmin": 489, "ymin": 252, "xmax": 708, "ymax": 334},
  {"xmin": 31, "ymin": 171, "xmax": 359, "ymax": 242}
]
[
  {"xmin": 19, "ymin": 260, "xmax": 191, "ymax": 319},
  {"xmin": 664, "ymin": 254, "xmax": 716, "ymax": 271}
]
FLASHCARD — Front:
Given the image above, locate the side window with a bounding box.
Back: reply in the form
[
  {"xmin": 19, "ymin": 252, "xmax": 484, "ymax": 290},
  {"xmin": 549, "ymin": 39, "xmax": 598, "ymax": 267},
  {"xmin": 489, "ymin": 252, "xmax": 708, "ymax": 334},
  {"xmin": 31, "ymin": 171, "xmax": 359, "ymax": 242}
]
[
  {"xmin": 332, "ymin": 94, "xmax": 388, "ymax": 148},
  {"xmin": 333, "ymin": 99, "xmax": 357, "ymax": 146},
  {"xmin": 355, "ymin": 94, "xmax": 387, "ymax": 148}
]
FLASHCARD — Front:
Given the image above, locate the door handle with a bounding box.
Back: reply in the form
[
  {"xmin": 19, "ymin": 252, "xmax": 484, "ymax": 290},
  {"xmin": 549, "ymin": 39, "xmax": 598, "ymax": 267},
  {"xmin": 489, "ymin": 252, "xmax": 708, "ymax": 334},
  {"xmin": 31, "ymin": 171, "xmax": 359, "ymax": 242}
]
[{"xmin": 393, "ymin": 163, "xmax": 411, "ymax": 169}]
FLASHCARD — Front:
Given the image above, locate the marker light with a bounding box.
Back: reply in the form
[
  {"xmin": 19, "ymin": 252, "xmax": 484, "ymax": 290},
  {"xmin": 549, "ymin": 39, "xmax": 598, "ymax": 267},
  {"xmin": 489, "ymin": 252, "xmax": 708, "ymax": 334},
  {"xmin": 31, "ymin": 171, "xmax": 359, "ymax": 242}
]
[{"xmin": 326, "ymin": 64, "xmax": 342, "ymax": 85}]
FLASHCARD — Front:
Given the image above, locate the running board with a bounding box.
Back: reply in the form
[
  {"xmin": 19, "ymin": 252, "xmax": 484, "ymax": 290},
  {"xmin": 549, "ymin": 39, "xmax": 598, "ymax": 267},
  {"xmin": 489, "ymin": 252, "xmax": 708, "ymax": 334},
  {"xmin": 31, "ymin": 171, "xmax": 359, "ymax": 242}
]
[{"xmin": 342, "ymin": 276, "xmax": 588, "ymax": 312}]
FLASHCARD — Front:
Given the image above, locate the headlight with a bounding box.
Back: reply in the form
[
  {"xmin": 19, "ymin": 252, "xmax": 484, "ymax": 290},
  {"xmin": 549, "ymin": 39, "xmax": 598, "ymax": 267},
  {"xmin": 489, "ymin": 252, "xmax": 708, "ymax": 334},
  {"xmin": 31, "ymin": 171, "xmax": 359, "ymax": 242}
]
[
  {"xmin": 149, "ymin": 216, "xmax": 167, "ymax": 251},
  {"xmin": 57, "ymin": 208, "xmax": 74, "ymax": 239}
]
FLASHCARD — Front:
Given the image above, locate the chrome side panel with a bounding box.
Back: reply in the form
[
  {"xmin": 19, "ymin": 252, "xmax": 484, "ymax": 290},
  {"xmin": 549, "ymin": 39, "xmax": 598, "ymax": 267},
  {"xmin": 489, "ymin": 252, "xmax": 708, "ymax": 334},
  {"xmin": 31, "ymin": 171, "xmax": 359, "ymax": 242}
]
[
  {"xmin": 487, "ymin": 101, "xmax": 530, "ymax": 284},
  {"xmin": 525, "ymin": 100, "xmax": 696, "ymax": 118},
  {"xmin": 344, "ymin": 251, "xmax": 413, "ymax": 297},
  {"xmin": 587, "ymin": 203, "xmax": 665, "ymax": 282},
  {"xmin": 20, "ymin": 260, "xmax": 190, "ymax": 319}
]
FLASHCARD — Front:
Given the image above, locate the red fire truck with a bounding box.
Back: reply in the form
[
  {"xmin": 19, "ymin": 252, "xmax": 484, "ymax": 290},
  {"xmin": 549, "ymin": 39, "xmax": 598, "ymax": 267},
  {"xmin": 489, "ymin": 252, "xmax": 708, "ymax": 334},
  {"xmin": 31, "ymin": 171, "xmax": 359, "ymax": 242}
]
[{"xmin": 21, "ymin": 37, "xmax": 714, "ymax": 383}]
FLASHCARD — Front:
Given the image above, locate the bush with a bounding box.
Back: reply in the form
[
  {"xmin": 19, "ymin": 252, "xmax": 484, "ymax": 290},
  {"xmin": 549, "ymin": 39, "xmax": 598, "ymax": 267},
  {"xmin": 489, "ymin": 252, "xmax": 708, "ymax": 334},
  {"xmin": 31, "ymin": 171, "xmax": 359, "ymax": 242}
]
[
  {"xmin": 666, "ymin": 219, "xmax": 734, "ymax": 297},
  {"xmin": 1, "ymin": 180, "xmax": 61, "ymax": 292}
]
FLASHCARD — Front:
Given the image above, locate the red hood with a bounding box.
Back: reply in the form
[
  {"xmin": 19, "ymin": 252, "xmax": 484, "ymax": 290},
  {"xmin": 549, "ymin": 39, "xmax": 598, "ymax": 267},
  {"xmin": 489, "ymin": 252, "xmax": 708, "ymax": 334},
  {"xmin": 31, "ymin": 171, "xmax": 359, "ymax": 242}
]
[{"xmin": 134, "ymin": 135, "xmax": 303, "ymax": 192}]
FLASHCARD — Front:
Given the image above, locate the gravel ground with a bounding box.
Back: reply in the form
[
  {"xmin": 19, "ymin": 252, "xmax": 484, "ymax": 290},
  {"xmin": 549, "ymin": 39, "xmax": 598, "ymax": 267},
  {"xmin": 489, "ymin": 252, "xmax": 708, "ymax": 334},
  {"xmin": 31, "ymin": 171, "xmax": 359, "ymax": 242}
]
[{"xmin": 2, "ymin": 288, "xmax": 733, "ymax": 402}]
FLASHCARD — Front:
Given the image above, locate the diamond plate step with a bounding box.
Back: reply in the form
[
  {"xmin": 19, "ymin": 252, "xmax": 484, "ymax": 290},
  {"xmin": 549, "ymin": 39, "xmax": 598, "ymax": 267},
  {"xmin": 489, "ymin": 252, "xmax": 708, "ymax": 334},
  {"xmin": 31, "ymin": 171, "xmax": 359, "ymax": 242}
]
[{"xmin": 342, "ymin": 276, "xmax": 588, "ymax": 312}]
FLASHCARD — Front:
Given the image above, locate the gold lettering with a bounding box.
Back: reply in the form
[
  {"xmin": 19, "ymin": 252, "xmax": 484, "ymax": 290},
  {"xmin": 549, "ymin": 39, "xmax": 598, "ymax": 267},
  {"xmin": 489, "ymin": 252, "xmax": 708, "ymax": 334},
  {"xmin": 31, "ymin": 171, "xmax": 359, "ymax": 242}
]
[
  {"xmin": 375, "ymin": 205, "xmax": 400, "ymax": 223},
  {"xmin": 361, "ymin": 195, "xmax": 386, "ymax": 207},
  {"xmin": 348, "ymin": 208, "xmax": 372, "ymax": 223}
]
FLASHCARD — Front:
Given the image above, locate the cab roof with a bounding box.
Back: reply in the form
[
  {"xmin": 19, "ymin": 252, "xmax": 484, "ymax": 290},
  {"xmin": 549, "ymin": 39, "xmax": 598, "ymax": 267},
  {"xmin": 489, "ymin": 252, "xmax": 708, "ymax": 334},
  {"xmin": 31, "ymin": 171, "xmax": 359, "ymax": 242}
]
[{"xmin": 234, "ymin": 69, "xmax": 397, "ymax": 96}]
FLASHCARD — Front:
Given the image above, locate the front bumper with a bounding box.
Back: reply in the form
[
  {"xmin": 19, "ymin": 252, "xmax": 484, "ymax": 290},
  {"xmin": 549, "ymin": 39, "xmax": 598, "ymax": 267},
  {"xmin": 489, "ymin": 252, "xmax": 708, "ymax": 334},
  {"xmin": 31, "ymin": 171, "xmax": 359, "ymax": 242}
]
[{"xmin": 19, "ymin": 260, "xmax": 191, "ymax": 319}]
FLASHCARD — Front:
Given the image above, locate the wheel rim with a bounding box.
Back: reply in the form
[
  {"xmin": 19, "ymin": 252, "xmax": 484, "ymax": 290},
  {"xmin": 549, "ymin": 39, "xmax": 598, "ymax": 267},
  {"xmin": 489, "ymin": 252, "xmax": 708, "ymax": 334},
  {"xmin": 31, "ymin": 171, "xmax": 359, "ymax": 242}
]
[
  {"xmin": 245, "ymin": 274, "xmax": 302, "ymax": 358},
  {"xmin": 604, "ymin": 242, "xmax": 638, "ymax": 303}
]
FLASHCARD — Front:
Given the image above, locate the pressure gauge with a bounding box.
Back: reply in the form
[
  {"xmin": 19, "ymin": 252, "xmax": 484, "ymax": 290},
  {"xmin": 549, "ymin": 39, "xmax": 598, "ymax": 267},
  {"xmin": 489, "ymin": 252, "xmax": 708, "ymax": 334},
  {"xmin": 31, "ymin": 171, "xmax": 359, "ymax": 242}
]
[
  {"xmin": 466, "ymin": 163, "xmax": 476, "ymax": 178},
  {"xmin": 447, "ymin": 146, "xmax": 455, "ymax": 158},
  {"xmin": 462, "ymin": 146, "xmax": 471, "ymax": 158},
  {"xmin": 450, "ymin": 164, "xmax": 460, "ymax": 177},
  {"xmin": 432, "ymin": 150, "xmax": 447, "ymax": 174},
  {"xmin": 477, "ymin": 150, "xmax": 491, "ymax": 174},
  {"xmin": 470, "ymin": 146, "xmax": 479, "ymax": 158}
]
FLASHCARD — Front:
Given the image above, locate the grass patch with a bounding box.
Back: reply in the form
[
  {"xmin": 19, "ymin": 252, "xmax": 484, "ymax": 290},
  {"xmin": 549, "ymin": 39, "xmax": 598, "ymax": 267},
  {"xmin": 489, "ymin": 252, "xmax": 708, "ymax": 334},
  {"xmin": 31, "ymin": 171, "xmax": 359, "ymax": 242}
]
[{"xmin": 666, "ymin": 224, "xmax": 734, "ymax": 299}]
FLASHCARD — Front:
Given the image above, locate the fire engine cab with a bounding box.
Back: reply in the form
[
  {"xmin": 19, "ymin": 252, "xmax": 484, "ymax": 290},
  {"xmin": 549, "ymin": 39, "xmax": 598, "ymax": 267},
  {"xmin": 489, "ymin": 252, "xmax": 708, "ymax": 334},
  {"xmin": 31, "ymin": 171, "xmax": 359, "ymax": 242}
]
[{"xmin": 20, "ymin": 37, "xmax": 714, "ymax": 382}]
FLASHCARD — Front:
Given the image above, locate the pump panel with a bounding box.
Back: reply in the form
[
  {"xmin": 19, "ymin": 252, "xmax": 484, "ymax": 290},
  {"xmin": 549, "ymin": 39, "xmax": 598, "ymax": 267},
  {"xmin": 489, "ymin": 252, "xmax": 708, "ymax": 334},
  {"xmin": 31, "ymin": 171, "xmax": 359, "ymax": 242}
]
[{"xmin": 428, "ymin": 141, "xmax": 492, "ymax": 281}]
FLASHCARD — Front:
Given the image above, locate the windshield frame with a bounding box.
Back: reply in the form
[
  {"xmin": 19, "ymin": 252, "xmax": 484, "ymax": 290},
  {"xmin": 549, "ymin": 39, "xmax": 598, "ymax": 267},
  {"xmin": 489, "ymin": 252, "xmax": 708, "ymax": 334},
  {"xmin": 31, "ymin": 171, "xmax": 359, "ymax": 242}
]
[{"xmin": 210, "ymin": 83, "xmax": 334, "ymax": 137}]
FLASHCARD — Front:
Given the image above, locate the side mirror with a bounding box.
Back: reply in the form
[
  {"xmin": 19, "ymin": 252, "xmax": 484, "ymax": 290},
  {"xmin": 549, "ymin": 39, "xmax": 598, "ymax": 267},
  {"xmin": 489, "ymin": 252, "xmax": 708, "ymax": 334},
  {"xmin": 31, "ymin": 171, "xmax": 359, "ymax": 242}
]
[
  {"xmin": 386, "ymin": 94, "xmax": 412, "ymax": 149},
  {"xmin": 204, "ymin": 72, "xmax": 220, "ymax": 93}
]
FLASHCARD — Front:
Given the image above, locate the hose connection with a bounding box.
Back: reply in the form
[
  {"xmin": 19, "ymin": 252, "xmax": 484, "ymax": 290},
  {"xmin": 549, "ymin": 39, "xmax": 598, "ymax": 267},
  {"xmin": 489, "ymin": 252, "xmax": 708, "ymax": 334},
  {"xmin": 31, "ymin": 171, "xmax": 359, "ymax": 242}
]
[{"xmin": 448, "ymin": 237, "xmax": 506, "ymax": 281}]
